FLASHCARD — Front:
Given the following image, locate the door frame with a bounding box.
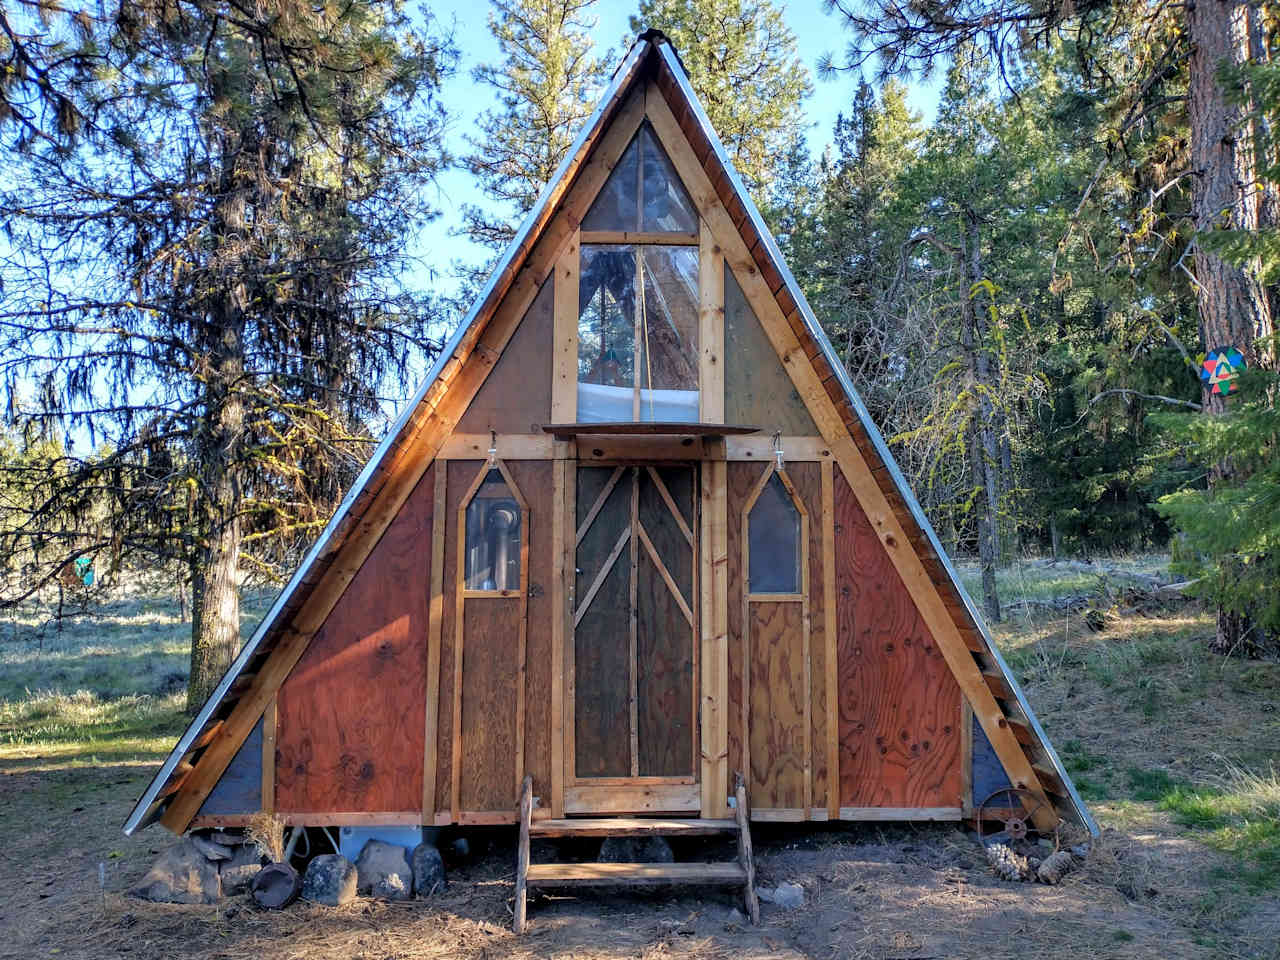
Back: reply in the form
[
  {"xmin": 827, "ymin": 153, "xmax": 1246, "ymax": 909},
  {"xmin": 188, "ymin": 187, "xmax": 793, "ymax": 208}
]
[{"xmin": 563, "ymin": 459, "xmax": 703, "ymax": 815}]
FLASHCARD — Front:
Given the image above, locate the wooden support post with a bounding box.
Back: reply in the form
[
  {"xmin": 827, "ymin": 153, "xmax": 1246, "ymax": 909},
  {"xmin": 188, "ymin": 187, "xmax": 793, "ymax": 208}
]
[
  {"xmin": 514, "ymin": 774, "xmax": 532, "ymax": 934},
  {"xmin": 821, "ymin": 458, "xmax": 839, "ymax": 819},
  {"xmin": 552, "ymin": 234, "xmax": 580, "ymax": 423},
  {"xmin": 261, "ymin": 697, "xmax": 276, "ymax": 815},
  {"xmin": 734, "ymin": 773, "xmax": 759, "ymax": 925},
  {"xmin": 699, "ymin": 218, "xmax": 725, "ymax": 423},
  {"xmin": 700, "ymin": 441, "xmax": 729, "ymax": 819},
  {"xmin": 550, "ymin": 459, "xmax": 568, "ymax": 818},
  {"xmin": 423, "ymin": 462, "xmax": 446, "ymax": 822}
]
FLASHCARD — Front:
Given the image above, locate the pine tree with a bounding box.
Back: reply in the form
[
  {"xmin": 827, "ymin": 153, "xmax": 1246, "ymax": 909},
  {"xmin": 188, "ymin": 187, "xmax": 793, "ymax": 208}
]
[
  {"xmin": 631, "ymin": 0, "xmax": 813, "ymax": 198},
  {"xmin": 0, "ymin": 1, "xmax": 456, "ymax": 708},
  {"xmin": 463, "ymin": 0, "xmax": 612, "ymax": 250}
]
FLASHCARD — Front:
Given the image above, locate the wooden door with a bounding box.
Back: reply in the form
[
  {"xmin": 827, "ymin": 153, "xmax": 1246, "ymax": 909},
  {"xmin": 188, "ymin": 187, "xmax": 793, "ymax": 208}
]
[{"xmin": 568, "ymin": 463, "xmax": 699, "ymax": 813}]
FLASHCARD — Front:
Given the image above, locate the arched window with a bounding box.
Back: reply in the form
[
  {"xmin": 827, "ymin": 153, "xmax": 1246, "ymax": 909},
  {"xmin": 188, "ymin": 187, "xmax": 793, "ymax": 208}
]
[
  {"xmin": 461, "ymin": 463, "xmax": 527, "ymax": 594},
  {"xmin": 746, "ymin": 470, "xmax": 804, "ymax": 596}
]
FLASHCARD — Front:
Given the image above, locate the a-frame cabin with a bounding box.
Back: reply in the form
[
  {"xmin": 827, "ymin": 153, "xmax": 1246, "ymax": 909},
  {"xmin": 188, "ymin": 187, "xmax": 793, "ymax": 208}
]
[{"xmin": 124, "ymin": 33, "xmax": 1095, "ymax": 847}]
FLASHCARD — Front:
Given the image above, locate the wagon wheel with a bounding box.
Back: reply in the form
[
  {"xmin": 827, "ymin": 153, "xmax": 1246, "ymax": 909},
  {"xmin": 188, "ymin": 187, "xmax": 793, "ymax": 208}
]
[{"xmin": 976, "ymin": 787, "xmax": 1049, "ymax": 847}]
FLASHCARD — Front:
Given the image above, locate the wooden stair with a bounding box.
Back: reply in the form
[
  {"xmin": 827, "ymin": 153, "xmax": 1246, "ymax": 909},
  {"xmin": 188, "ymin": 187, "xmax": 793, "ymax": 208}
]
[{"xmin": 513, "ymin": 776, "xmax": 760, "ymax": 933}]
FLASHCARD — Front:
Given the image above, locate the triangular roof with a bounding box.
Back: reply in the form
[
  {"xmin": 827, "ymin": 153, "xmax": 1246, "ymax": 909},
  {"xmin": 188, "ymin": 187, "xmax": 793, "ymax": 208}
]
[{"xmin": 125, "ymin": 33, "xmax": 1096, "ymax": 837}]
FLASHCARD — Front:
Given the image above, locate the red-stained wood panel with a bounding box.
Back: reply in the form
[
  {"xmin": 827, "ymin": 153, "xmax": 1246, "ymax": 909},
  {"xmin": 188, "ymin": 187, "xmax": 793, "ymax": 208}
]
[
  {"xmin": 833, "ymin": 467, "xmax": 963, "ymax": 810},
  {"xmin": 274, "ymin": 464, "xmax": 434, "ymax": 814},
  {"xmin": 748, "ymin": 601, "xmax": 806, "ymax": 810}
]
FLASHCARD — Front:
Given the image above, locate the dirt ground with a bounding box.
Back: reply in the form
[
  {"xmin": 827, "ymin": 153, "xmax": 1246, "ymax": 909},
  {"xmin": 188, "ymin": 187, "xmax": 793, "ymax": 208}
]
[{"xmin": 3, "ymin": 756, "xmax": 1273, "ymax": 960}]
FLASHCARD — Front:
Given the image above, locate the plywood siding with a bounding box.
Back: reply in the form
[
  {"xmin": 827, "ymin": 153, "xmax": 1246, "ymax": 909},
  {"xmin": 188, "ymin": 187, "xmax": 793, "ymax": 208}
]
[
  {"xmin": 725, "ymin": 462, "xmax": 756, "ymax": 781},
  {"xmin": 748, "ymin": 601, "xmax": 807, "ymax": 809},
  {"xmin": 506, "ymin": 461, "xmax": 554, "ymax": 806},
  {"xmin": 833, "ymin": 466, "xmax": 963, "ymax": 810},
  {"xmin": 456, "ymin": 278, "xmax": 554, "ymax": 434},
  {"xmin": 435, "ymin": 461, "xmax": 474, "ymax": 814},
  {"xmin": 723, "ymin": 266, "xmax": 818, "ymax": 435},
  {"xmin": 459, "ymin": 600, "xmax": 520, "ymax": 811},
  {"xmin": 198, "ymin": 719, "xmax": 262, "ymax": 816},
  {"xmin": 788, "ymin": 461, "xmax": 826, "ymax": 812},
  {"xmin": 275, "ymin": 465, "xmax": 434, "ymax": 814}
]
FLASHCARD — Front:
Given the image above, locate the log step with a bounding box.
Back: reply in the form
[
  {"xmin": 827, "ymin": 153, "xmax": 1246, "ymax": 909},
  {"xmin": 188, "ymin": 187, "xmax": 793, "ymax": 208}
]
[
  {"xmin": 529, "ymin": 817, "xmax": 738, "ymax": 838},
  {"xmin": 526, "ymin": 862, "xmax": 746, "ymax": 887}
]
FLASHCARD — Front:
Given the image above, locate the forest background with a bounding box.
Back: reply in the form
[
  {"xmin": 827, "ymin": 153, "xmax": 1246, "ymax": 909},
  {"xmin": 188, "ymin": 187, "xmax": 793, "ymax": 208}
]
[{"xmin": 1, "ymin": 0, "xmax": 1278, "ymax": 709}]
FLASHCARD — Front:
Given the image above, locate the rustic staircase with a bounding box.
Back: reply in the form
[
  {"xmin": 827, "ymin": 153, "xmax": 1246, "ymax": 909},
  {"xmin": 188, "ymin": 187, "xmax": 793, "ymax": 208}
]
[{"xmin": 513, "ymin": 776, "xmax": 759, "ymax": 933}]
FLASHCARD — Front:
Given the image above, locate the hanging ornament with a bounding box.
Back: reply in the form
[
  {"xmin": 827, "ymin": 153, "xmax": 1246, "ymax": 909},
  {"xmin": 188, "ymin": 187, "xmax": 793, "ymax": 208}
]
[{"xmin": 1200, "ymin": 346, "xmax": 1246, "ymax": 396}]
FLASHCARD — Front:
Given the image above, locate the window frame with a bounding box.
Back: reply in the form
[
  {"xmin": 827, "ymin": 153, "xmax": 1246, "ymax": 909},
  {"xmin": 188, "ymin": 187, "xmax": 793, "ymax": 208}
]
[
  {"xmin": 457, "ymin": 457, "xmax": 529, "ymax": 600},
  {"xmin": 742, "ymin": 462, "xmax": 809, "ymax": 603},
  {"xmin": 575, "ymin": 240, "xmax": 702, "ymax": 423}
]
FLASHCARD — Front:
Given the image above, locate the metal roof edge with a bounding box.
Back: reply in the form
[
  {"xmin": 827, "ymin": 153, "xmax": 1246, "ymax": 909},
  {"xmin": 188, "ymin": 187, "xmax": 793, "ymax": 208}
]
[
  {"xmin": 123, "ymin": 40, "xmax": 655, "ymax": 837},
  {"xmin": 654, "ymin": 42, "xmax": 1098, "ymax": 837}
]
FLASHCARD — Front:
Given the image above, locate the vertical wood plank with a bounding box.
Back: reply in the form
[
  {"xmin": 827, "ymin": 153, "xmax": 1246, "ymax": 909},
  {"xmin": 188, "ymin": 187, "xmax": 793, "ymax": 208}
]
[
  {"xmin": 961, "ymin": 699, "xmax": 974, "ymax": 816},
  {"xmin": 551, "ymin": 233, "xmax": 580, "ymax": 422},
  {"xmin": 564, "ymin": 466, "xmax": 579, "ymax": 787},
  {"xmin": 423, "ymin": 461, "xmax": 446, "ymax": 821},
  {"xmin": 515, "ymin": 478, "xmax": 530, "ymax": 801},
  {"xmin": 261, "ymin": 697, "xmax": 276, "ymax": 815},
  {"xmin": 628, "ymin": 468, "xmax": 640, "ymax": 777},
  {"xmin": 700, "ymin": 441, "xmax": 729, "ymax": 818},
  {"xmin": 800, "ymin": 511, "xmax": 812, "ymax": 819},
  {"xmin": 550, "ymin": 458, "xmax": 567, "ymax": 817},
  {"xmin": 821, "ymin": 458, "xmax": 839, "ymax": 819},
  {"xmin": 699, "ymin": 219, "xmax": 725, "ymax": 423},
  {"xmin": 452, "ymin": 492, "xmax": 467, "ymax": 822}
]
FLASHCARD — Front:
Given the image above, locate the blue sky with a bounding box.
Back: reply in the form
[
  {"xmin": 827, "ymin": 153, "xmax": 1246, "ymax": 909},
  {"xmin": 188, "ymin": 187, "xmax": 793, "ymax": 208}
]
[{"xmin": 413, "ymin": 0, "xmax": 943, "ymax": 297}]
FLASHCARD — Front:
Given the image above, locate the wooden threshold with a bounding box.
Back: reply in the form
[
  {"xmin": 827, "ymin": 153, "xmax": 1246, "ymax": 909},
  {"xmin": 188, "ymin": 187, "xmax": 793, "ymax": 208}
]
[
  {"xmin": 526, "ymin": 862, "xmax": 746, "ymax": 886},
  {"xmin": 529, "ymin": 817, "xmax": 737, "ymax": 837}
]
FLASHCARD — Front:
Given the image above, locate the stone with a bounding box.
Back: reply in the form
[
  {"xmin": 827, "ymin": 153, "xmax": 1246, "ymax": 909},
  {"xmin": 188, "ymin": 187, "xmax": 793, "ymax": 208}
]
[
  {"xmin": 219, "ymin": 844, "xmax": 268, "ymax": 895},
  {"xmin": 355, "ymin": 840, "xmax": 413, "ymax": 901},
  {"xmin": 190, "ymin": 834, "xmax": 233, "ymax": 861},
  {"xmin": 770, "ymin": 882, "xmax": 804, "ymax": 909},
  {"xmin": 412, "ymin": 843, "xmax": 447, "ymax": 898},
  {"xmin": 726, "ymin": 907, "xmax": 745, "ymax": 925},
  {"xmin": 598, "ymin": 836, "xmax": 674, "ymax": 864},
  {"xmin": 207, "ymin": 831, "xmax": 245, "ymax": 846},
  {"xmin": 129, "ymin": 839, "xmax": 220, "ymax": 905},
  {"xmin": 451, "ymin": 836, "xmax": 470, "ymax": 861},
  {"xmin": 301, "ymin": 854, "xmax": 358, "ymax": 906}
]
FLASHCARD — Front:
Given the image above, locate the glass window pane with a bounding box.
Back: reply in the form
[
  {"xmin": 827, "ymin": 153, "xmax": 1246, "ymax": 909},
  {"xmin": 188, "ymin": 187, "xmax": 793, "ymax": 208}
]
[
  {"xmin": 578, "ymin": 244, "xmax": 637, "ymax": 422},
  {"xmin": 640, "ymin": 128, "xmax": 697, "ymax": 233},
  {"xmin": 582, "ymin": 134, "xmax": 641, "ymax": 232},
  {"xmin": 748, "ymin": 474, "xmax": 801, "ymax": 594},
  {"xmin": 581, "ymin": 125, "xmax": 698, "ymax": 234},
  {"xmin": 464, "ymin": 470, "xmax": 522, "ymax": 591},
  {"xmin": 637, "ymin": 246, "xmax": 699, "ymax": 421}
]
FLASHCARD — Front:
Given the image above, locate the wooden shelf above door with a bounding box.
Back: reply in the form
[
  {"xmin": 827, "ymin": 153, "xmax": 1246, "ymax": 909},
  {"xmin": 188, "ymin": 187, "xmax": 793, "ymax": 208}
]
[{"xmin": 542, "ymin": 422, "xmax": 759, "ymax": 439}]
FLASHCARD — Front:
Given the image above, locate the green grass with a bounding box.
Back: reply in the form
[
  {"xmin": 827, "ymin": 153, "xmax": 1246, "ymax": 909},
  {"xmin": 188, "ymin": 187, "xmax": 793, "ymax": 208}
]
[{"xmin": 0, "ymin": 577, "xmax": 275, "ymax": 764}]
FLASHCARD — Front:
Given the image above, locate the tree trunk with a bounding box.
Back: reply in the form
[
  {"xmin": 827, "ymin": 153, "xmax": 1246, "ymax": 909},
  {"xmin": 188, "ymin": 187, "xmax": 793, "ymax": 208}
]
[
  {"xmin": 187, "ymin": 150, "xmax": 250, "ymax": 711},
  {"xmin": 187, "ymin": 309, "xmax": 246, "ymax": 711},
  {"xmin": 1188, "ymin": 0, "xmax": 1276, "ymax": 654},
  {"xmin": 960, "ymin": 206, "xmax": 1001, "ymax": 621}
]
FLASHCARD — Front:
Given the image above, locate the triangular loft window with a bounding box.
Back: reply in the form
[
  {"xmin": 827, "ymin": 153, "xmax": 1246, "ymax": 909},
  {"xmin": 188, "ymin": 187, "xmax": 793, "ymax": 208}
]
[{"xmin": 583, "ymin": 123, "xmax": 698, "ymax": 234}]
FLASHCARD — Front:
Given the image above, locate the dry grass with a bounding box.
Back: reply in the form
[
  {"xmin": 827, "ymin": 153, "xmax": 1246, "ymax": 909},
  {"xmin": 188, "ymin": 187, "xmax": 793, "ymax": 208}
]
[{"xmin": 2, "ymin": 561, "xmax": 1279, "ymax": 959}]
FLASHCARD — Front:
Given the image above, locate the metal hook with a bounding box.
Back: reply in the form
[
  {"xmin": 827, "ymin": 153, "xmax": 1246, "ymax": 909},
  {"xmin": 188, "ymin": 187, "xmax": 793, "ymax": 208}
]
[
  {"xmin": 488, "ymin": 430, "xmax": 497, "ymax": 467},
  {"xmin": 772, "ymin": 431, "xmax": 784, "ymax": 470}
]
